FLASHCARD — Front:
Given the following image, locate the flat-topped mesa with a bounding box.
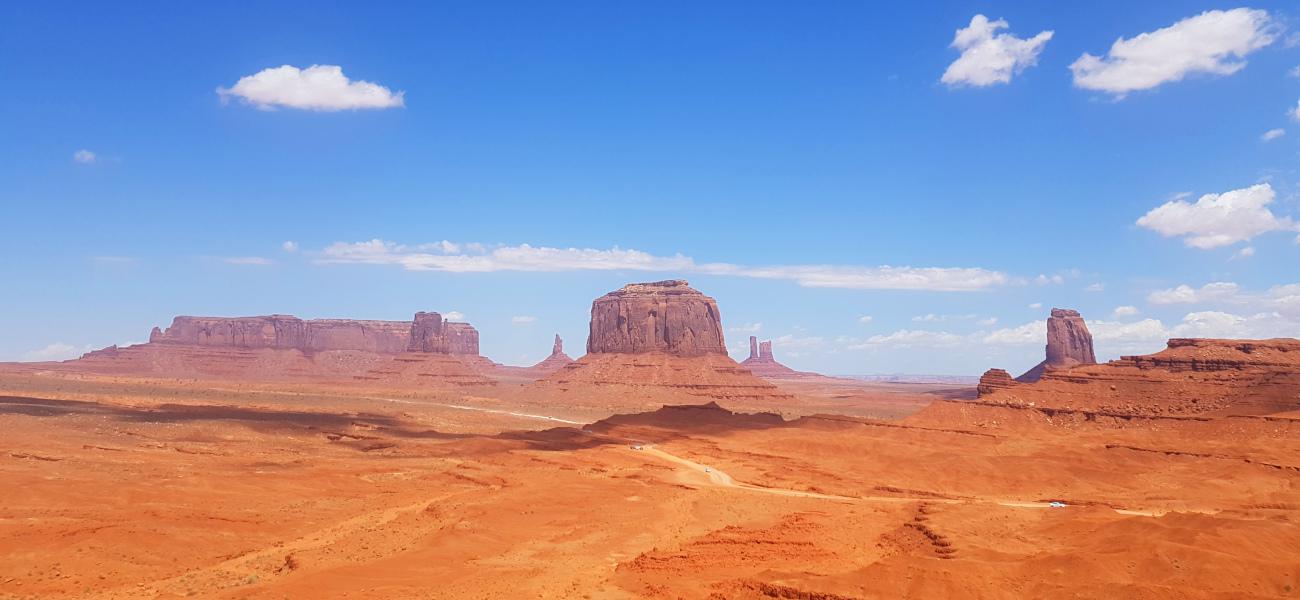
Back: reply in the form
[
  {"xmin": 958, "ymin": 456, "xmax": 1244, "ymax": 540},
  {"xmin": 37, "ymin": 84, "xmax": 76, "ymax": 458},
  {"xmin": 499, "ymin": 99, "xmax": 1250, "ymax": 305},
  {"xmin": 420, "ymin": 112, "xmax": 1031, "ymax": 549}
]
[
  {"xmin": 1016, "ymin": 307, "xmax": 1097, "ymax": 383},
  {"xmin": 586, "ymin": 280, "xmax": 727, "ymax": 356},
  {"xmin": 966, "ymin": 336, "xmax": 1300, "ymax": 417},
  {"xmin": 148, "ymin": 312, "xmax": 480, "ymax": 356},
  {"xmin": 151, "ymin": 315, "xmax": 411, "ymax": 354},
  {"xmin": 407, "ymin": 313, "xmax": 480, "ymax": 354}
]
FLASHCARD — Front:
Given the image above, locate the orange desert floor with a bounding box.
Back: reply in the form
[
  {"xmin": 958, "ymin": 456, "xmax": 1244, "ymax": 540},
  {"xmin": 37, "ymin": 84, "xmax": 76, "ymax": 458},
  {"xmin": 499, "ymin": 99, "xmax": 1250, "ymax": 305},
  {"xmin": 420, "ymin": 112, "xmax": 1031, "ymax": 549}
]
[{"xmin": 1, "ymin": 372, "xmax": 1297, "ymax": 599}]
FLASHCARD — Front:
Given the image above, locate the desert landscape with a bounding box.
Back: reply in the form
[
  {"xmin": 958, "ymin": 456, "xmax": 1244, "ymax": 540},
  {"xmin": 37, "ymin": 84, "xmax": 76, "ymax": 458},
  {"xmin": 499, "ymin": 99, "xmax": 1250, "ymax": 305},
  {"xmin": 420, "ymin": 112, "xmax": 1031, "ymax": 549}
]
[
  {"xmin": 7, "ymin": 3, "xmax": 1300, "ymax": 598},
  {"xmin": 2, "ymin": 280, "xmax": 1297, "ymax": 599}
]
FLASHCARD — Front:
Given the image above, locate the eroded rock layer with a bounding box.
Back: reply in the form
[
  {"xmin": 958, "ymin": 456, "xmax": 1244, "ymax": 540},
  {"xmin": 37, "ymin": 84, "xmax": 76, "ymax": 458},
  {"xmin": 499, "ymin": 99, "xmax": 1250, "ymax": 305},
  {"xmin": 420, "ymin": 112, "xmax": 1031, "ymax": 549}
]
[
  {"xmin": 587, "ymin": 280, "xmax": 726, "ymax": 356},
  {"xmin": 971, "ymin": 338, "xmax": 1300, "ymax": 419},
  {"xmin": 739, "ymin": 336, "xmax": 818, "ymax": 379},
  {"xmin": 1016, "ymin": 308, "xmax": 1097, "ymax": 383}
]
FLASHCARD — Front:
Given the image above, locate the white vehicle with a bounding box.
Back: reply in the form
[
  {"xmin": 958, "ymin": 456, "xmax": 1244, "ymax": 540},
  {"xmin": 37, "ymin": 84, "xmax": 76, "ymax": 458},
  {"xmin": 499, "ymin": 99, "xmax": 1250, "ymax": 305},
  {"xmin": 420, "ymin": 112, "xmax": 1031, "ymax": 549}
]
[
  {"xmin": 704, "ymin": 467, "xmax": 711, "ymax": 473},
  {"xmin": 1049, "ymin": 501, "xmax": 1067, "ymax": 508}
]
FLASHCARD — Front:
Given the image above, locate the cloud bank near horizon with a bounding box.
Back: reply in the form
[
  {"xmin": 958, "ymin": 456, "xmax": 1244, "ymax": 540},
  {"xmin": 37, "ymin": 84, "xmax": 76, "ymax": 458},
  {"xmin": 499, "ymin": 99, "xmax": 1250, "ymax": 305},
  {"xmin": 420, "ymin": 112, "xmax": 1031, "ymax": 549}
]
[{"xmin": 314, "ymin": 239, "xmax": 1013, "ymax": 292}]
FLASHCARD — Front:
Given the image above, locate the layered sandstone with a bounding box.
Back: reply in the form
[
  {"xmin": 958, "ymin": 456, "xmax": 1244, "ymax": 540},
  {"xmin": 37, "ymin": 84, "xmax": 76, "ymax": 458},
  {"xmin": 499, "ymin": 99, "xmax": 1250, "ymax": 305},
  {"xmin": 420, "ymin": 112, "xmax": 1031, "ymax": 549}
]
[
  {"xmin": 739, "ymin": 336, "xmax": 818, "ymax": 379},
  {"xmin": 535, "ymin": 281, "xmax": 792, "ymax": 405},
  {"xmin": 151, "ymin": 313, "xmax": 480, "ymax": 356},
  {"xmin": 587, "ymin": 280, "xmax": 726, "ymax": 356},
  {"xmin": 1016, "ymin": 308, "xmax": 1097, "ymax": 383},
  {"xmin": 530, "ymin": 334, "xmax": 575, "ymax": 374},
  {"xmin": 65, "ymin": 311, "xmax": 492, "ymax": 387},
  {"xmin": 151, "ymin": 315, "xmax": 411, "ymax": 354},
  {"xmin": 970, "ymin": 337, "xmax": 1300, "ymax": 418}
]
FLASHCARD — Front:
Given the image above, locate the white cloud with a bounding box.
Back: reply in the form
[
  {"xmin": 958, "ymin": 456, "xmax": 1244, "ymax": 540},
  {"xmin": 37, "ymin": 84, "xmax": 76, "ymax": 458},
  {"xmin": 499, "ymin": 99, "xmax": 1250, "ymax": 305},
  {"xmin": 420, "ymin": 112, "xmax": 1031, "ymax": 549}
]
[
  {"xmin": 73, "ymin": 149, "xmax": 96, "ymax": 164},
  {"xmin": 729, "ymin": 322, "xmax": 762, "ymax": 333},
  {"xmin": 1261, "ymin": 128, "xmax": 1286, "ymax": 142},
  {"xmin": 1113, "ymin": 305, "xmax": 1140, "ymax": 317},
  {"xmin": 857, "ymin": 315, "xmax": 874, "ymax": 325},
  {"xmin": 1070, "ymin": 8, "xmax": 1276, "ymax": 96},
  {"xmin": 1291, "ymin": 100, "xmax": 1300, "ymax": 123},
  {"xmin": 1136, "ymin": 183, "xmax": 1296, "ymax": 249},
  {"xmin": 91, "ymin": 256, "xmax": 136, "ymax": 264},
  {"xmin": 1148, "ymin": 281, "xmax": 1240, "ymax": 305},
  {"xmin": 444, "ymin": 311, "xmax": 465, "ymax": 321},
  {"xmin": 511, "ymin": 315, "xmax": 537, "ymax": 324},
  {"xmin": 22, "ymin": 342, "xmax": 93, "ymax": 362},
  {"xmin": 316, "ymin": 239, "xmax": 1011, "ymax": 292},
  {"xmin": 851, "ymin": 329, "xmax": 966, "ymax": 350},
  {"xmin": 223, "ymin": 256, "xmax": 273, "ymax": 266},
  {"xmin": 282, "ymin": 241, "xmax": 299, "ymax": 253},
  {"xmin": 912, "ymin": 313, "xmax": 975, "ymax": 323},
  {"xmin": 941, "ymin": 15, "xmax": 1053, "ymax": 87},
  {"xmin": 217, "ymin": 65, "xmax": 404, "ymax": 112},
  {"xmin": 1084, "ymin": 282, "xmax": 1105, "ymax": 292},
  {"xmin": 982, "ymin": 321, "xmax": 1046, "ymax": 345},
  {"xmin": 1035, "ymin": 274, "xmax": 1065, "ymax": 285},
  {"xmin": 1232, "ymin": 246, "xmax": 1256, "ymax": 260},
  {"xmin": 978, "ymin": 317, "xmax": 999, "ymax": 326},
  {"xmin": 1028, "ymin": 302, "xmax": 1043, "ymax": 309}
]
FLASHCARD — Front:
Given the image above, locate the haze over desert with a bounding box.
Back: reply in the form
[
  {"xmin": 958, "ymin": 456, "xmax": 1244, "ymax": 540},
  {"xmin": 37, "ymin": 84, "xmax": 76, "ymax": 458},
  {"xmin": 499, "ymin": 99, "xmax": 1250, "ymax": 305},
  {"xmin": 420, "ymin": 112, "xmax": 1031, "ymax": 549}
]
[{"xmin": 5, "ymin": 2, "xmax": 1300, "ymax": 599}]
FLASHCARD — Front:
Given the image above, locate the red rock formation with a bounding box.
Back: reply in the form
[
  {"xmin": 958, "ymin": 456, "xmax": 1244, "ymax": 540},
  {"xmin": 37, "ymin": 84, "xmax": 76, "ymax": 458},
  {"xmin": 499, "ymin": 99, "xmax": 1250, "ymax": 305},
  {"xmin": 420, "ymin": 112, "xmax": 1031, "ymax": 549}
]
[
  {"xmin": 530, "ymin": 334, "xmax": 575, "ymax": 373},
  {"xmin": 976, "ymin": 368, "xmax": 1017, "ymax": 397},
  {"xmin": 63, "ymin": 311, "xmax": 493, "ymax": 387},
  {"xmin": 586, "ymin": 280, "xmax": 726, "ymax": 356},
  {"xmin": 1016, "ymin": 308, "xmax": 1097, "ymax": 383},
  {"xmin": 151, "ymin": 312, "xmax": 479, "ymax": 356},
  {"xmin": 972, "ymin": 337, "xmax": 1300, "ymax": 417},
  {"xmin": 739, "ymin": 338, "xmax": 818, "ymax": 379},
  {"xmin": 535, "ymin": 281, "xmax": 791, "ymax": 404}
]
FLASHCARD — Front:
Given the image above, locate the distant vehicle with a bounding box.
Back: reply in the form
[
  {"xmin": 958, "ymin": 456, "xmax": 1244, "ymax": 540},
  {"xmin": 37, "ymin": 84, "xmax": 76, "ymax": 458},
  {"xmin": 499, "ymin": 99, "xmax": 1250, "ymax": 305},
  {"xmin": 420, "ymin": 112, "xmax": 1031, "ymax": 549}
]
[
  {"xmin": 704, "ymin": 468, "xmax": 711, "ymax": 473},
  {"xmin": 1049, "ymin": 501, "xmax": 1067, "ymax": 508},
  {"xmin": 630, "ymin": 445, "xmax": 643, "ymax": 450}
]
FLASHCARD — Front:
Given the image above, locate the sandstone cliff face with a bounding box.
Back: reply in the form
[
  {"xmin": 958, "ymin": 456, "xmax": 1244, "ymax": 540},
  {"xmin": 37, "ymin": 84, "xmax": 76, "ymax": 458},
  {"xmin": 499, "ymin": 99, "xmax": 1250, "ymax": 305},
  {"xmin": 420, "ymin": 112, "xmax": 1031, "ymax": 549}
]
[
  {"xmin": 152, "ymin": 315, "xmax": 411, "ymax": 354},
  {"xmin": 976, "ymin": 337, "xmax": 1300, "ymax": 417},
  {"xmin": 976, "ymin": 368, "xmax": 1016, "ymax": 396},
  {"xmin": 151, "ymin": 313, "xmax": 479, "ymax": 356},
  {"xmin": 586, "ymin": 280, "xmax": 726, "ymax": 356},
  {"xmin": 1016, "ymin": 308, "xmax": 1097, "ymax": 383}
]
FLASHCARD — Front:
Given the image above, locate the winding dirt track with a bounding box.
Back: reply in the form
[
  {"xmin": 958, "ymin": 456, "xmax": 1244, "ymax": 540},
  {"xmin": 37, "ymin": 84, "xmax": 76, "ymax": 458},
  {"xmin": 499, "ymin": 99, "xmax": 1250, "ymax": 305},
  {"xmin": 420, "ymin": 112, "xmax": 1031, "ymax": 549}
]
[{"xmin": 638, "ymin": 445, "xmax": 1170, "ymax": 517}]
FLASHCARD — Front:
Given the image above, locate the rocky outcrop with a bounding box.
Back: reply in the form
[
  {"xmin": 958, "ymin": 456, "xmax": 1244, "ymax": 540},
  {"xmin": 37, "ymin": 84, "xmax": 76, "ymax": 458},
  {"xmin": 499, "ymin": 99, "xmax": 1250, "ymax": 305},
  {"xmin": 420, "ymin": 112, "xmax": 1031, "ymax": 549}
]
[
  {"xmin": 534, "ymin": 281, "xmax": 791, "ymax": 405},
  {"xmin": 973, "ymin": 338, "xmax": 1300, "ymax": 417},
  {"xmin": 976, "ymin": 368, "xmax": 1016, "ymax": 397},
  {"xmin": 528, "ymin": 334, "xmax": 575, "ymax": 374},
  {"xmin": 586, "ymin": 280, "xmax": 726, "ymax": 356},
  {"xmin": 152, "ymin": 315, "xmax": 411, "ymax": 354},
  {"xmin": 150, "ymin": 312, "xmax": 479, "ymax": 356},
  {"xmin": 739, "ymin": 336, "xmax": 818, "ymax": 379},
  {"xmin": 1016, "ymin": 308, "xmax": 1096, "ymax": 383}
]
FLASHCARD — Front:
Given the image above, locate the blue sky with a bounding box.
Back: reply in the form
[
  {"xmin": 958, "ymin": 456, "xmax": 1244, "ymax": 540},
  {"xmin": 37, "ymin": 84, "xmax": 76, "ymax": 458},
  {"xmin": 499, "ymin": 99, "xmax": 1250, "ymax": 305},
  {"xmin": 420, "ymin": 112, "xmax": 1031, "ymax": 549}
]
[{"xmin": 3, "ymin": 1, "xmax": 1300, "ymax": 375}]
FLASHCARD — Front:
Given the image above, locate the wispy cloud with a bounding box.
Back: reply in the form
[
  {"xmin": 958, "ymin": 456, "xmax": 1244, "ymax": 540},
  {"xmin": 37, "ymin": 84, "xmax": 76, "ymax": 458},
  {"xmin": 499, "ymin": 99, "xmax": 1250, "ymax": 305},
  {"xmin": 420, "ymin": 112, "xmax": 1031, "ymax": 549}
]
[
  {"xmin": 729, "ymin": 322, "xmax": 763, "ymax": 333},
  {"xmin": 21, "ymin": 342, "xmax": 93, "ymax": 362},
  {"xmin": 91, "ymin": 256, "xmax": 136, "ymax": 264},
  {"xmin": 223, "ymin": 256, "xmax": 273, "ymax": 266},
  {"xmin": 315, "ymin": 239, "xmax": 1012, "ymax": 292},
  {"xmin": 1261, "ymin": 128, "xmax": 1286, "ymax": 142},
  {"xmin": 1071, "ymin": 8, "xmax": 1276, "ymax": 97},
  {"xmin": 511, "ymin": 315, "xmax": 537, "ymax": 324},
  {"xmin": 72, "ymin": 149, "xmax": 97, "ymax": 164}
]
